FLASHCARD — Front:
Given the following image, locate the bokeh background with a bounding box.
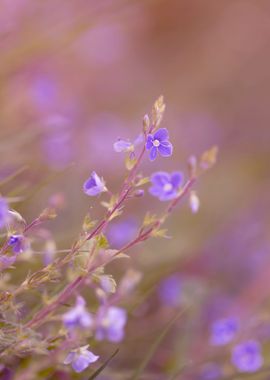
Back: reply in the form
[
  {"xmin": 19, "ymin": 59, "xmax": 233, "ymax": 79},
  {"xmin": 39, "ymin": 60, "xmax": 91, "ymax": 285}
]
[{"xmin": 1, "ymin": 0, "xmax": 270, "ymax": 378}]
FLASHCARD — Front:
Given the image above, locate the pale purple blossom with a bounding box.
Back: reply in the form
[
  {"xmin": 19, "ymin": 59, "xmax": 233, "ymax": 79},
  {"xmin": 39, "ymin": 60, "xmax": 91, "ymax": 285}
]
[
  {"xmin": 8, "ymin": 235, "xmax": 25, "ymax": 254},
  {"xmin": 64, "ymin": 345, "xmax": 99, "ymax": 373},
  {"xmin": 231, "ymin": 340, "xmax": 263, "ymax": 373},
  {"xmin": 95, "ymin": 306, "xmax": 127, "ymax": 343},
  {"xmin": 113, "ymin": 134, "xmax": 143, "ymax": 153},
  {"xmin": 63, "ymin": 296, "xmax": 93, "ymax": 330},
  {"xmin": 83, "ymin": 172, "xmax": 107, "ymax": 196},
  {"xmin": 210, "ymin": 317, "xmax": 239, "ymax": 346},
  {"xmin": 146, "ymin": 128, "xmax": 173, "ymax": 161},
  {"xmin": 0, "ymin": 198, "xmax": 9, "ymax": 229},
  {"xmin": 149, "ymin": 171, "xmax": 183, "ymax": 201}
]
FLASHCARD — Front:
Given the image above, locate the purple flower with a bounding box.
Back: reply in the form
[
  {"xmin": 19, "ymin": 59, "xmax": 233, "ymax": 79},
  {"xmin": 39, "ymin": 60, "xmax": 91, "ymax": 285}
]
[
  {"xmin": 83, "ymin": 172, "xmax": 107, "ymax": 196},
  {"xmin": 95, "ymin": 306, "xmax": 127, "ymax": 343},
  {"xmin": 146, "ymin": 128, "xmax": 173, "ymax": 161},
  {"xmin": 107, "ymin": 218, "xmax": 137, "ymax": 249},
  {"xmin": 149, "ymin": 171, "xmax": 183, "ymax": 201},
  {"xmin": 210, "ymin": 317, "xmax": 239, "ymax": 346},
  {"xmin": 63, "ymin": 296, "xmax": 93, "ymax": 329},
  {"xmin": 231, "ymin": 340, "xmax": 263, "ymax": 373},
  {"xmin": 0, "ymin": 198, "xmax": 9, "ymax": 229},
  {"xmin": 113, "ymin": 134, "xmax": 143, "ymax": 153},
  {"xmin": 64, "ymin": 345, "xmax": 99, "ymax": 373},
  {"xmin": 158, "ymin": 274, "xmax": 182, "ymax": 307},
  {"xmin": 8, "ymin": 235, "xmax": 25, "ymax": 254}
]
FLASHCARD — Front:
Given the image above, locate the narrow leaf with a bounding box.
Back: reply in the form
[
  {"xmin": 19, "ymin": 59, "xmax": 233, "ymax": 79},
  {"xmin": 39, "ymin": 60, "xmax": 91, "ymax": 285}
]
[
  {"xmin": 88, "ymin": 348, "xmax": 119, "ymax": 380},
  {"xmin": 129, "ymin": 308, "xmax": 188, "ymax": 380}
]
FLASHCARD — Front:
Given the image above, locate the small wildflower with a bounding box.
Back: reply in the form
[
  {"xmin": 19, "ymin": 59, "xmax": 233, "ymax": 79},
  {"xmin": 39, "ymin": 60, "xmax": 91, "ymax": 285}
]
[
  {"xmin": 8, "ymin": 235, "xmax": 26, "ymax": 254},
  {"xmin": 145, "ymin": 128, "xmax": 173, "ymax": 161},
  {"xmin": 0, "ymin": 198, "xmax": 9, "ymax": 229},
  {"xmin": 231, "ymin": 340, "xmax": 263, "ymax": 373},
  {"xmin": 210, "ymin": 317, "xmax": 239, "ymax": 346},
  {"xmin": 113, "ymin": 134, "xmax": 143, "ymax": 153},
  {"xmin": 83, "ymin": 172, "xmax": 107, "ymax": 196},
  {"xmin": 95, "ymin": 306, "xmax": 127, "ymax": 343},
  {"xmin": 63, "ymin": 296, "xmax": 93, "ymax": 329},
  {"xmin": 149, "ymin": 171, "xmax": 183, "ymax": 201},
  {"xmin": 64, "ymin": 345, "xmax": 99, "ymax": 373}
]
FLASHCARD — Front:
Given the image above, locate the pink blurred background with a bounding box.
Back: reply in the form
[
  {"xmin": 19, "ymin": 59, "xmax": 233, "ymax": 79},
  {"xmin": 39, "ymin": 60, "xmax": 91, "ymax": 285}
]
[{"xmin": 1, "ymin": 1, "xmax": 270, "ymax": 376}]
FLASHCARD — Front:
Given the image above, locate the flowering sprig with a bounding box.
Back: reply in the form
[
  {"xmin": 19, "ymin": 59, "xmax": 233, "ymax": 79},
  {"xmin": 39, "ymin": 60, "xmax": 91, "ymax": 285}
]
[{"xmin": 0, "ymin": 96, "xmax": 218, "ymax": 379}]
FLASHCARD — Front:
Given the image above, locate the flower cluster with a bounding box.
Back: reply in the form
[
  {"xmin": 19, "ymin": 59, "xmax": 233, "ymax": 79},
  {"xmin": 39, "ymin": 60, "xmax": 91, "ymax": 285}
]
[{"xmin": 0, "ymin": 97, "xmax": 220, "ymax": 379}]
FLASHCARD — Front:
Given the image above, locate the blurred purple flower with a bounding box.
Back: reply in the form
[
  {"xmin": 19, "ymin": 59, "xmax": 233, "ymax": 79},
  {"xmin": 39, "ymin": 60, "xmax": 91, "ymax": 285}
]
[
  {"xmin": 63, "ymin": 296, "xmax": 93, "ymax": 330},
  {"xmin": 107, "ymin": 218, "xmax": 137, "ymax": 249},
  {"xmin": 113, "ymin": 134, "xmax": 143, "ymax": 153},
  {"xmin": 8, "ymin": 235, "xmax": 25, "ymax": 254},
  {"xmin": 158, "ymin": 274, "xmax": 182, "ymax": 307},
  {"xmin": 83, "ymin": 172, "xmax": 107, "ymax": 196},
  {"xmin": 64, "ymin": 346, "xmax": 99, "ymax": 373},
  {"xmin": 114, "ymin": 139, "xmax": 132, "ymax": 152},
  {"xmin": 146, "ymin": 128, "xmax": 173, "ymax": 161},
  {"xmin": 210, "ymin": 317, "xmax": 239, "ymax": 346},
  {"xmin": 149, "ymin": 171, "xmax": 183, "ymax": 201},
  {"xmin": 0, "ymin": 198, "xmax": 9, "ymax": 229},
  {"xmin": 231, "ymin": 340, "xmax": 263, "ymax": 373},
  {"xmin": 96, "ymin": 306, "xmax": 127, "ymax": 343},
  {"xmin": 199, "ymin": 363, "xmax": 222, "ymax": 380}
]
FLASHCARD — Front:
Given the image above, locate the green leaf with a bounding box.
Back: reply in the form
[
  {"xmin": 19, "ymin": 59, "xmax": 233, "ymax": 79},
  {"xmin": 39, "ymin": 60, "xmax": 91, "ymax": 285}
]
[
  {"xmin": 143, "ymin": 212, "xmax": 157, "ymax": 227},
  {"xmin": 83, "ymin": 214, "xmax": 97, "ymax": 232},
  {"xmin": 88, "ymin": 348, "xmax": 119, "ymax": 380},
  {"xmin": 125, "ymin": 154, "xmax": 137, "ymax": 171},
  {"xmin": 134, "ymin": 177, "xmax": 149, "ymax": 187},
  {"xmin": 151, "ymin": 228, "xmax": 170, "ymax": 238},
  {"xmin": 96, "ymin": 233, "xmax": 109, "ymax": 249}
]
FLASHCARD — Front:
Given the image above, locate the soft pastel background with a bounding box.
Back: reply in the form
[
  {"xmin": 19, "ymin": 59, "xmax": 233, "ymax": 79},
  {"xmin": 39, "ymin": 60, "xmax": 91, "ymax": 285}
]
[{"xmin": 1, "ymin": 1, "xmax": 270, "ymax": 379}]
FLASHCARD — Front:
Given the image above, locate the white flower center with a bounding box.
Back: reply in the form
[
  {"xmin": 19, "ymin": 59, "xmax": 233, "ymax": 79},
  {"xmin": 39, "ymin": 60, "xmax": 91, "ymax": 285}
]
[
  {"xmin": 153, "ymin": 139, "xmax": 160, "ymax": 147},
  {"xmin": 163, "ymin": 183, "xmax": 173, "ymax": 192}
]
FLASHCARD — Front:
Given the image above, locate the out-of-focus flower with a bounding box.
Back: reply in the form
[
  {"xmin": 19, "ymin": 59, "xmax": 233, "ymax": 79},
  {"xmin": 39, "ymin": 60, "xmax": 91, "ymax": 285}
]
[
  {"xmin": 231, "ymin": 340, "xmax": 263, "ymax": 373},
  {"xmin": 113, "ymin": 134, "xmax": 143, "ymax": 153},
  {"xmin": 158, "ymin": 274, "xmax": 182, "ymax": 307},
  {"xmin": 107, "ymin": 218, "xmax": 137, "ymax": 249},
  {"xmin": 149, "ymin": 171, "xmax": 183, "ymax": 201},
  {"xmin": 199, "ymin": 363, "xmax": 222, "ymax": 380},
  {"xmin": 0, "ymin": 198, "xmax": 9, "ymax": 229},
  {"xmin": 63, "ymin": 296, "xmax": 93, "ymax": 330},
  {"xmin": 64, "ymin": 345, "xmax": 99, "ymax": 373},
  {"xmin": 210, "ymin": 317, "xmax": 239, "ymax": 346},
  {"xmin": 146, "ymin": 128, "xmax": 173, "ymax": 161},
  {"xmin": 83, "ymin": 172, "xmax": 107, "ymax": 196},
  {"xmin": 95, "ymin": 306, "xmax": 127, "ymax": 342},
  {"xmin": 8, "ymin": 235, "xmax": 26, "ymax": 254}
]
